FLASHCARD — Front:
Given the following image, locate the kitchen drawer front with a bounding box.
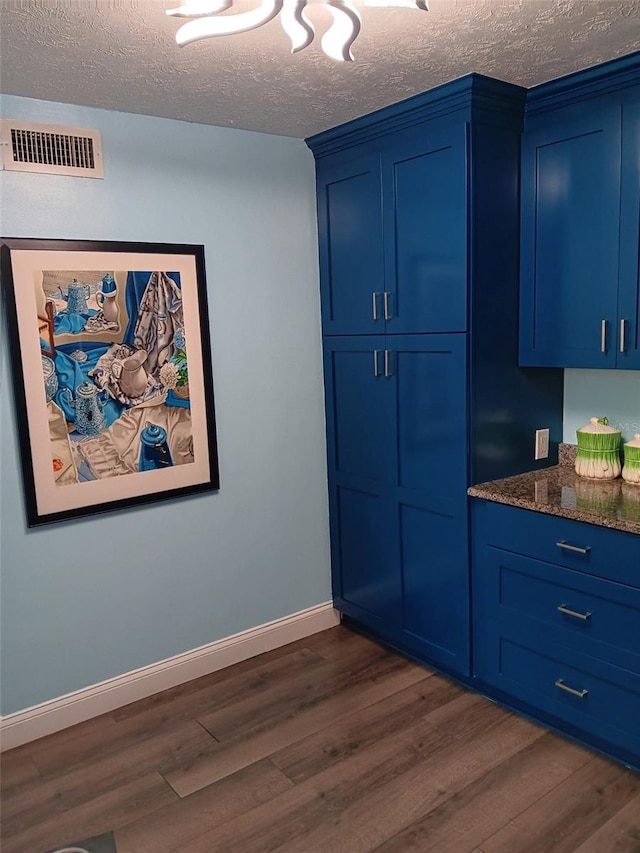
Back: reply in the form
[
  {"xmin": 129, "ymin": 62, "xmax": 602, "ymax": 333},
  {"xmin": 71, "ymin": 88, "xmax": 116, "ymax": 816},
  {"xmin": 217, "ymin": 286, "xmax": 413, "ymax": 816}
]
[
  {"xmin": 474, "ymin": 501, "xmax": 640, "ymax": 586},
  {"xmin": 475, "ymin": 547, "xmax": 640, "ymax": 673},
  {"xmin": 475, "ymin": 627, "xmax": 640, "ymax": 763}
]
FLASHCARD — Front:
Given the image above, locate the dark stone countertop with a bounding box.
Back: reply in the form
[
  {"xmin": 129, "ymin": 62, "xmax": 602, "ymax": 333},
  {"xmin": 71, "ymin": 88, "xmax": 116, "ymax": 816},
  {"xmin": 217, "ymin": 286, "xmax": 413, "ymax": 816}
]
[{"xmin": 468, "ymin": 446, "xmax": 640, "ymax": 535}]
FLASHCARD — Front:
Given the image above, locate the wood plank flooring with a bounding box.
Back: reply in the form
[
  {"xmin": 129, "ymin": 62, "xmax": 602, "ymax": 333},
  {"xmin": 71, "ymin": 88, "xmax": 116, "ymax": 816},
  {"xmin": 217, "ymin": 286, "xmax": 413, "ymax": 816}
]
[{"xmin": 2, "ymin": 625, "xmax": 639, "ymax": 853}]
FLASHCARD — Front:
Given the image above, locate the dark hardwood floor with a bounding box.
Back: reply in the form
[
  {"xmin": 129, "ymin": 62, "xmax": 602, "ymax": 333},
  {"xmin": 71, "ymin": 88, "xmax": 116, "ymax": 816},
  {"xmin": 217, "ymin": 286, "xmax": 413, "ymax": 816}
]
[{"xmin": 2, "ymin": 625, "xmax": 639, "ymax": 853}]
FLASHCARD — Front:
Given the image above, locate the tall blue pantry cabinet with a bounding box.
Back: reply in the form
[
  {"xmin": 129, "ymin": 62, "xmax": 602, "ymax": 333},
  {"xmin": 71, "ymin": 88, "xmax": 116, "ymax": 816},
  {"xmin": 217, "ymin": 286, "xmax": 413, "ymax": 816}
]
[{"xmin": 307, "ymin": 76, "xmax": 564, "ymax": 678}]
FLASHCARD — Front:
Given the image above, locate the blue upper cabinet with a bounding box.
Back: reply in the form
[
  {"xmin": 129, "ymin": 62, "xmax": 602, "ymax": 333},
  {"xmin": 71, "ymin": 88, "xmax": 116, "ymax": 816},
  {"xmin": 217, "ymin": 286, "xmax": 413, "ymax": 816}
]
[
  {"xmin": 315, "ymin": 119, "xmax": 467, "ymax": 336},
  {"xmin": 317, "ymin": 155, "xmax": 384, "ymax": 335},
  {"xmin": 519, "ymin": 57, "xmax": 640, "ymax": 369},
  {"xmin": 519, "ymin": 108, "xmax": 621, "ymax": 366},
  {"xmin": 618, "ymin": 99, "xmax": 640, "ymax": 369},
  {"xmin": 382, "ymin": 127, "xmax": 467, "ymax": 334}
]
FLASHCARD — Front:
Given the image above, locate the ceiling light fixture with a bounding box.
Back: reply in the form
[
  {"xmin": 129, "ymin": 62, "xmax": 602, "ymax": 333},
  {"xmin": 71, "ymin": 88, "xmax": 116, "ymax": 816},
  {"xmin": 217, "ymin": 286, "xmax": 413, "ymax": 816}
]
[{"xmin": 167, "ymin": 0, "xmax": 428, "ymax": 62}]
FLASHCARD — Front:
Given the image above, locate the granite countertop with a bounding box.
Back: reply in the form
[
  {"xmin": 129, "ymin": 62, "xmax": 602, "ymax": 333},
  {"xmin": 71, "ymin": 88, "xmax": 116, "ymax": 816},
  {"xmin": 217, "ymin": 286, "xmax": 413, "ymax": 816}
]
[{"xmin": 468, "ymin": 445, "xmax": 640, "ymax": 535}]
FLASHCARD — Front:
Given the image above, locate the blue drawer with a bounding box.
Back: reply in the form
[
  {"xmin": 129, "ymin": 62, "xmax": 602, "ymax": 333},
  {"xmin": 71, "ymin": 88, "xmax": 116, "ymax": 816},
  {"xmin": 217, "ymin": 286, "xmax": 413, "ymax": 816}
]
[
  {"xmin": 476, "ymin": 547, "xmax": 640, "ymax": 673},
  {"xmin": 475, "ymin": 625, "xmax": 640, "ymax": 764},
  {"xmin": 474, "ymin": 501, "xmax": 640, "ymax": 587}
]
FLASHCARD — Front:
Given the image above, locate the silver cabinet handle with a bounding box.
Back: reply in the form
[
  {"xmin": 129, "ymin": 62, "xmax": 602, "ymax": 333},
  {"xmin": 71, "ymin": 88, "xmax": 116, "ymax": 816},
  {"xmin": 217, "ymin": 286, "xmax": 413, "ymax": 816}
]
[
  {"xmin": 373, "ymin": 349, "xmax": 381, "ymax": 377},
  {"xmin": 556, "ymin": 540, "xmax": 591, "ymax": 555},
  {"xmin": 383, "ymin": 291, "xmax": 391, "ymax": 321},
  {"xmin": 384, "ymin": 349, "xmax": 392, "ymax": 378},
  {"xmin": 555, "ymin": 679, "xmax": 588, "ymax": 699},
  {"xmin": 372, "ymin": 292, "xmax": 380, "ymax": 321},
  {"xmin": 601, "ymin": 319, "xmax": 607, "ymax": 353},
  {"xmin": 620, "ymin": 318, "xmax": 627, "ymax": 353},
  {"xmin": 557, "ymin": 604, "xmax": 591, "ymax": 621}
]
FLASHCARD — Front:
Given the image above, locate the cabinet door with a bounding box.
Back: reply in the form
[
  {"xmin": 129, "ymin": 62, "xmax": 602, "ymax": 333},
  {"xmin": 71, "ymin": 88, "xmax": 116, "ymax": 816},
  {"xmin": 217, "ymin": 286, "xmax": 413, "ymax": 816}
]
[
  {"xmin": 323, "ymin": 337, "xmax": 398, "ymax": 623},
  {"xmin": 387, "ymin": 334, "xmax": 470, "ymax": 673},
  {"xmin": 382, "ymin": 127, "xmax": 468, "ymax": 334},
  {"xmin": 323, "ymin": 337, "xmax": 395, "ymax": 485},
  {"xmin": 316, "ymin": 155, "xmax": 385, "ymax": 336},
  {"xmin": 328, "ymin": 480, "xmax": 399, "ymax": 626},
  {"xmin": 617, "ymin": 99, "xmax": 640, "ymax": 369},
  {"xmin": 323, "ymin": 334, "xmax": 470, "ymax": 671},
  {"xmin": 519, "ymin": 108, "xmax": 622, "ymax": 367}
]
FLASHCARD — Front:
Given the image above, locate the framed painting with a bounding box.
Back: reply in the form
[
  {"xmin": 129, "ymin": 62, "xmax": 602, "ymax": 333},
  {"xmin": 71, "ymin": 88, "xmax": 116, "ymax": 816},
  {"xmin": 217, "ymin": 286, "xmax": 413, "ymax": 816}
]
[{"xmin": 1, "ymin": 238, "xmax": 219, "ymax": 527}]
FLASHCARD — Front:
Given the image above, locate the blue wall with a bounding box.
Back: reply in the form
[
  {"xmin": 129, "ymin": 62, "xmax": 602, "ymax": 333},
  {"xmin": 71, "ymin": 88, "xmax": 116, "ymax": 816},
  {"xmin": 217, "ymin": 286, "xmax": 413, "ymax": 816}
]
[
  {"xmin": 0, "ymin": 95, "xmax": 332, "ymax": 716},
  {"xmin": 564, "ymin": 369, "xmax": 640, "ymax": 443}
]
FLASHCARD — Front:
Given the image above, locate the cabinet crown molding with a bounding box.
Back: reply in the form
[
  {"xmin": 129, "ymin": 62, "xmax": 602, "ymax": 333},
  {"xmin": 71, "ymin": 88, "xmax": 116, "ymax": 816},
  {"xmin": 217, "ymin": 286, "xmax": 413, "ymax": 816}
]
[
  {"xmin": 306, "ymin": 73, "xmax": 526, "ymax": 159},
  {"xmin": 525, "ymin": 50, "xmax": 640, "ymax": 116}
]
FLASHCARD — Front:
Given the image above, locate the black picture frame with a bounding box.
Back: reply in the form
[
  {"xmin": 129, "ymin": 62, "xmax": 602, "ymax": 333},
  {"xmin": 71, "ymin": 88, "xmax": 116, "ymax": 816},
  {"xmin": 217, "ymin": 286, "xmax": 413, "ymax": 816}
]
[{"xmin": 1, "ymin": 237, "xmax": 219, "ymax": 527}]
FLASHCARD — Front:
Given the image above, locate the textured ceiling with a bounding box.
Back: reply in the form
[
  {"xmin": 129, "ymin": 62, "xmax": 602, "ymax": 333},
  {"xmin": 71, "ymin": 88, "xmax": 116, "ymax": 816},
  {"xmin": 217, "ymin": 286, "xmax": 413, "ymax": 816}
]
[{"xmin": 1, "ymin": 0, "xmax": 639, "ymax": 138}]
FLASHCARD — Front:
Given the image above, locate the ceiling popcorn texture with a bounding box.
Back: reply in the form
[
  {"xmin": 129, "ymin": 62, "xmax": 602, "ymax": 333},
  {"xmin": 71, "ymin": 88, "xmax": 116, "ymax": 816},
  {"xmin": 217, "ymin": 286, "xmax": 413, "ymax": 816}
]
[{"xmin": 1, "ymin": 0, "xmax": 639, "ymax": 137}]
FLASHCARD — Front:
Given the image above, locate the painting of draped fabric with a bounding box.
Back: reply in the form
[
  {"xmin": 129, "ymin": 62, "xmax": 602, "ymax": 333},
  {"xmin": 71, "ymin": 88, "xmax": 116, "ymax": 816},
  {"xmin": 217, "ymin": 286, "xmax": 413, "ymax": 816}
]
[{"xmin": 1, "ymin": 239, "xmax": 219, "ymax": 527}]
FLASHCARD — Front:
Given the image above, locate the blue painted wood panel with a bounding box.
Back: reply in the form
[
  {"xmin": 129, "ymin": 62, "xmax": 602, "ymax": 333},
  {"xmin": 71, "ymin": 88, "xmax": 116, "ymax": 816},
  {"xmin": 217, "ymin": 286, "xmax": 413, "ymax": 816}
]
[
  {"xmin": 323, "ymin": 337, "xmax": 394, "ymax": 486},
  {"xmin": 390, "ymin": 335, "xmax": 469, "ymax": 672},
  {"xmin": 520, "ymin": 107, "xmax": 622, "ymax": 367},
  {"xmin": 472, "ymin": 500, "xmax": 640, "ymax": 587},
  {"xmin": 399, "ymin": 497, "xmax": 469, "ymax": 671},
  {"xmin": 472, "ymin": 498, "xmax": 640, "ymax": 768},
  {"xmin": 390, "ymin": 334, "xmax": 467, "ymax": 495},
  {"xmin": 316, "ymin": 155, "xmax": 384, "ymax": 335},
  {"xmin": 382, "ymin": 127, "xmax": 468, "ymax": 334},
  {"xmin": 476, "ymin": 546, "xmax": 640, "ymax": 673},
  {"xmin": 477, "ymin": 627, "xmax": 640, "ymax": 767},
  {"xmin": 323, "ymin": 333, "xmax": 471, "ymax": 673},
  {"xmin": 618, "ymin": 98, "xmax": 640, "ymax": 368},
  {"xmin": 332, "ymin": 482, "xmax": 399, "ymax": 625}
]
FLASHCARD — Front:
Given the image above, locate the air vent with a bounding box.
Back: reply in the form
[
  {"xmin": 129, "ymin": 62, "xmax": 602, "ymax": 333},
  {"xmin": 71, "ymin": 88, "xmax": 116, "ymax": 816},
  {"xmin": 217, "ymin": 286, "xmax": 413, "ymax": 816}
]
[{"xmin": 0, "ymin": 120, "xmax": 104, "ymax": 178}]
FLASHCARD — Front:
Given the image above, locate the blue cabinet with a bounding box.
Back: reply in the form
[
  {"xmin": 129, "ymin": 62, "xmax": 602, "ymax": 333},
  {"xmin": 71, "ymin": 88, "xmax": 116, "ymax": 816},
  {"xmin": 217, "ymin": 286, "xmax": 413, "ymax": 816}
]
[
  {"xmin": 519, "ymin": 59, "xmax": 640, "ymax": 369},
  {"xmin": 316, "ymin": 123, "xmax": 467, "ymax": 336},
  {"xmin": 472, "ymin": 500, "xmax": 640, "ymax": 770},
  {"xmin": 324, "ymin": 334, "xmax": 470, "ymax": 671},
  {"xmin": 309, "ymin": 74, "xmax": 564, "ymax": 680},
  {"xmin": 317, "ymin": 156, "xmax": 384, "ymax": 336},
  {"xmin": 619, "ymin": 99, "xmax": 640, "ymax": 368},
  {"xmin": 381, "ymin": 127, "xmax": 468, "ymax": 334}
]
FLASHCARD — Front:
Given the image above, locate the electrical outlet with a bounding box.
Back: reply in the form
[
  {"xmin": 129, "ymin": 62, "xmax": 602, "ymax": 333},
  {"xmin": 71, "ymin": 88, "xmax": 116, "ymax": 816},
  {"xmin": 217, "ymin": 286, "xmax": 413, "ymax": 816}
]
[{"xmin": 535, "ymin": 428, "xmax": 550, "ymax": 460}]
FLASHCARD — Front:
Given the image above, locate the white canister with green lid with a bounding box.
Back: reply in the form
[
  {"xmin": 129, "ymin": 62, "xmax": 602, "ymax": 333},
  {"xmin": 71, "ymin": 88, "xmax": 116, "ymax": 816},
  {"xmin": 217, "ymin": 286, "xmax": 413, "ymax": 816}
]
[
  {"xmin": 622, "ymin": 434, "xmax": 640, "ymax": 484},
  {"xmin": 575, "ymin": 417, "xmax": 621, "ymax": 480}
]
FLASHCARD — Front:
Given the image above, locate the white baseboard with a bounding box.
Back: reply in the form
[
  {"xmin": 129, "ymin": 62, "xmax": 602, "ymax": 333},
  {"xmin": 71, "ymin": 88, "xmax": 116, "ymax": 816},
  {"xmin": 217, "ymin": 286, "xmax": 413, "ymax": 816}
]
[{"xmin": 0, "ymin": 602, "xmax": 340, "ymax": 751}]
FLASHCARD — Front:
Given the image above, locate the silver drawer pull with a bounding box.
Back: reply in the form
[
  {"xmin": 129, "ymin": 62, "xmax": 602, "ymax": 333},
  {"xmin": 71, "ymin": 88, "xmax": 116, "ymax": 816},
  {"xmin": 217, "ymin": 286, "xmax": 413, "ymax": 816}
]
[
  {"xmin": 372, "ymin": 292, "xmax": 380, "ymax": 321},
  {"xmin": 620, "ymin": 318, "xmax": 627, "ymax": 353},
  {"xmin": 601, "ymin": 319, "xmax": 607, "ymax": 353},
  {"xmin": 555, "ymin": 679, "xmax": 588, "ymax": 699},
  {"xmin": 383, "ymin": 291, "xmax": 391, "ymax": 321},
  {"xmin": 557, "ymin": 604, "xmax": 591, "ymax": 621},
  {"xmin": 384, "ymin": 349, "xmax": 392, "ymax": 378},
  {"xmin": 556, "ymin": 540, "xmax": 591, "ymax": 555},
  {"xmin": 373, "ymin": 349, "xmax": 381, "ymax": 377}
]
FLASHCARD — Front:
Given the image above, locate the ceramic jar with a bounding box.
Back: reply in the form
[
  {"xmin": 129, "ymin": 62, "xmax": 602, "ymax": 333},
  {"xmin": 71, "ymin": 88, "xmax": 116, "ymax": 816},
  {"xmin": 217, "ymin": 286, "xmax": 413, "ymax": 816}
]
[
  {"xmin": 622, "ymin": 434, "xmax": 640, "ymax": 484},
  {"xmin": 575, "ymin": 417, "xmax": 621, "ymax": 480}
]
